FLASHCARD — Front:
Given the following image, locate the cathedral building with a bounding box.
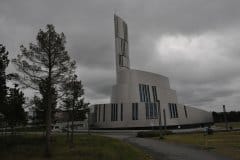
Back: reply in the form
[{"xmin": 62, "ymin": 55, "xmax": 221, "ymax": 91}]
[{"xmin": 92, "ymin": 15, "xmax": 213, "ymax": 129}]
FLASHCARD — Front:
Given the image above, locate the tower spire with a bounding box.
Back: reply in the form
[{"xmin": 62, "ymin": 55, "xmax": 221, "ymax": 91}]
[{"xmin": 114, "ymin": 14, "xmax": 130, "ymax": 72}]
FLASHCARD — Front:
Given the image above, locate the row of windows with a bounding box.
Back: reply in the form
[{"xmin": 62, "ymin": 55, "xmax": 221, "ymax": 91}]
[
  {"xmin": 95, "ymin": 104, "xmax": 123, "ymax": 122},
  {"xmin": 96, "ymin": 104, "xmax": 106, "ymax": 122},
  {"xmin": 139, "ymin": 84, "xmax": 159, "ymax": 103},
  {"xmin": 146, "ymin": 103, "xmax": 158, "ymax": 119},
  {"xmin": 95, "ymin": 103, "xmax": 138, "ymax": 122},
  {"xmin": 139, "ymin": 84, "xmax": 151, "ymax": 102},
  {"xmin": 95, "ymin": 103, "xmax": 180, "ymax": 122},
  {"xmin": 111, "ymin": 104, "xmax": 118, "ymax": 121},
  {"xmin": 169, "ymin": 103, "xmax": 178, "ymax": 118}
]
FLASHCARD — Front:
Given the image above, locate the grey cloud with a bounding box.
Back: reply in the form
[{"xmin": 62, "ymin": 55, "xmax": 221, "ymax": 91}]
[
  {"xmin": 1, "ymin": 0, "xmax": 240, "ymax": 111},
  {"xmin": 76, "ymin": 65, "xmax": 114, "ymax": 103},
  {"xmin": 69, "ymin": 35, "xmax": 114, "ymax": 69}
]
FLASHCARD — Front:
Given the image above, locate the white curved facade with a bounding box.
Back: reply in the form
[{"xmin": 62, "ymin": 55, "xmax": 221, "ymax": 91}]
[{"xmin": 92, "ymin": 15, "xmax": 213, "ymax": 129}]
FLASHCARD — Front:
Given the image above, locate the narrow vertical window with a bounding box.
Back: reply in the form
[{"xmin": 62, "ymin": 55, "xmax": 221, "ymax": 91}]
[
  {"xmin": 184, "ymin": 106, "xmax": 188, "ymax": 118},
  {"xmin": 112, "ymin": 104, "xmax": 118, "ymax": 121},
  {"xmin": 175, "ymin": 104, "xmax": 178, "ymax": 118},
  {"xmin": 172, "ymin": 103, "xmax": 175, "ymax": 118},
  {"xmin": 103, "ymin": 104, "xmax": 105, "ymax": 122},
  {"xmin": 121, "ymin": 103, "xmax": 123, "ymax": 121},
  {"xmin": 136, "ymin": 103, "xmax": 138, "ymax": 120},
  {"xmin": 113, "ymin": 104, "xmax": 115, "ymax": 121},
  {"xmin": 139, "ymin": 84, "xmax": 143, "ymax": 102},
  {"xmin": 132, "ymin": 103, "xmax": 138, "ymax": 120},
  {"xmin": 111, "ymin": 104, "xmax": 113, "ymax": 121},
  {"xmin": 143, "ymin": 85, "xmax": 146, "ymax": 102},
  {"xmin": 146, "ymin": 85, "xmax": 150, "ymax": 102},
  {"xmin": 145, "ymin": 85, "xmax": 148, "ymax": 102},
  {"xmin": 98, "ymin": 105, "xmax": 101, "ymax": 122},
  {"xmin": 115, "ymin": 104, "xmax": 118, "ymax": 121},
  {"xmin": 152, "ymin": 86, "xmax": 155, "ymax": 101},
  {"xmin": 169, "ymin": 103, "xmax": 172, "ymax": 118},
  {"xmin": 124, "ymin": 23, "xmax": 127, "ymax": 39},
  {"xmin": 132, "ymin": 104, "xmax": 134, "ymax": 120},
  {"xmin": 152, "ymin": 86, "xmax": 158, "ymax": 102}
]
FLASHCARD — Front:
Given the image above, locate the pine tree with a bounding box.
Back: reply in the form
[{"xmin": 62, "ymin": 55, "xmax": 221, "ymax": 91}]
[
  {"xmin": 12, "ymin": 24, "xmax": 75, "ymax": 156},
  {"xmin": 0, "ymin": 44, "xmax": 9, "ymax": 117},
  {"xmin": 6, "ymin": 84, "xmax": 26, "ymax": 134},
  {"xmin": 63, "ymin": 75, "xmax": 89, "ymax": 148}
]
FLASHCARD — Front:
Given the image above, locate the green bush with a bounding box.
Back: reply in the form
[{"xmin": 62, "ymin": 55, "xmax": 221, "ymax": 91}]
[{"xmin": 137, "ymin": 130, "xmax": 173, "ymax": 138}]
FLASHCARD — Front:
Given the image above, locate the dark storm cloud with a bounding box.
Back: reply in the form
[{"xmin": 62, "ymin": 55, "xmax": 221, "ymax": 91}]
[{"xmin": 1, "ymin": 0, "xmax": 240, "ymax": 110}]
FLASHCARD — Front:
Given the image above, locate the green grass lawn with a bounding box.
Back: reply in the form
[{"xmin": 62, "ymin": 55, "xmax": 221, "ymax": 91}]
[
  {"xmin": 163, "ymin": 131, "xmax": 240, "ymax": 160},
  {"xmin": 0, "ymin": 134, "xmax": 146, "ymax": 160},
  {"xmin": 214, "ymin": 122, "xmax": 240, "ymax": 129}
]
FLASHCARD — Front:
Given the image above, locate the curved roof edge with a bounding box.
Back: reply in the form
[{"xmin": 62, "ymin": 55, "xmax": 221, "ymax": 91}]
[{"xmin": 130, "ymin": 69, "xmax": 169, "ymax": 80}]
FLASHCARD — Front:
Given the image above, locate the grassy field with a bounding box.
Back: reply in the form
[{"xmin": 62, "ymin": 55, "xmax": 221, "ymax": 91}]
[
  {"xmin": 0, "ymin": 134, "xmax": 146, "ymax": 160},
  {"xmin": 163, "ymin": 131, "xmax": 240, "ymax": 160},
  {"xmin": 214, "ymin": 122, "xmax": 240, "ymax": 129}
]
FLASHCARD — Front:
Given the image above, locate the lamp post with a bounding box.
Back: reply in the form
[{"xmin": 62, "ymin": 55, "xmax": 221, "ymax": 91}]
[{"xmin": 157, "ymin": 100, "xmax": 163, "ymax": 139}]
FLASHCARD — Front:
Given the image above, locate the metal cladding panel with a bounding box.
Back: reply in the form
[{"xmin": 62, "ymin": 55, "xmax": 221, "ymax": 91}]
[
  {"xmin": 114, "ymin": 14, "xmax": 130, "ymax": 70},
  {"xmin": 114, "ymin": 15, "xmax": 128, "ymax": 40}
]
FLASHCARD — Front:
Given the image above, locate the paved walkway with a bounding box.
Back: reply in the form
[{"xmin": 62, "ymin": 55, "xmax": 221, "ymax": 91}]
[{"xmin": 104, "ymin": 133, "xmax": 233, "ymax": 160}]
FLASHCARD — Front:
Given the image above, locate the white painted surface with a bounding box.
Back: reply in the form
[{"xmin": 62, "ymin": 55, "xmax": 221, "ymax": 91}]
[{"xmin": 91, "ymin": 15, "xmax": 213, "ymax": 129}]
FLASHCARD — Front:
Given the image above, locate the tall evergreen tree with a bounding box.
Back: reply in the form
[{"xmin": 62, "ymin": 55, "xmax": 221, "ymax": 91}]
[
  {"xmin": 12, "ymin": 24, "xmax": 75, "ymax": 156},
  {"xmin": 63, "ymin": 75, "xmax": 89, "ymax": 147},
  {"xmin": 0, "ymin": 44, "xmax": 9, "ymax": 116},
  {"xmin": 6, "ymin": 84, "xmax": 26, "ymax": 133}
]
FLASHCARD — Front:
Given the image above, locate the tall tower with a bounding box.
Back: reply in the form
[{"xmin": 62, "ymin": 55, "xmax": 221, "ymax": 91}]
[{"xmin": 114, "ymin": 15, "xmax": 130, "ymax": 83}]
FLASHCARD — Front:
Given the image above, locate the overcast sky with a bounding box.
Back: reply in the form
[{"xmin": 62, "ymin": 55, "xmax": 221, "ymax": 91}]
[{"xmin": 1, "ymin": 0, "xmax": 240, "ymax": 111}]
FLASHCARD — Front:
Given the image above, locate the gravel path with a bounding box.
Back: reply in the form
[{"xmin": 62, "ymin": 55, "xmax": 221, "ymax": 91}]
[{"xmin": 104, "ymin": 133, "xmax": 233, "ymax": 160}]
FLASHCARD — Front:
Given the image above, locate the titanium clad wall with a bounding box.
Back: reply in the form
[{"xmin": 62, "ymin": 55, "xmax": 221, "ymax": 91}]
[
  {"xmin": 93, "ymin": 103, "xmax": 213, "ymax": 128},
  {"xmin": 111, "ymin": 69, "xmax": 177, "ymax": 104}
]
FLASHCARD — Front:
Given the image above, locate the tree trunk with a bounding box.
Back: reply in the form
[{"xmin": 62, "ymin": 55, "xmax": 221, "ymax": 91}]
[
  {"xmin": 70, "ymin": 100, "xmax": 75, "ymax": 148},
  {"xmin": 45, "ymin": 92, "xmax": 52, "ymax": 157},
  {"xmin": 66, "ymin": 113, "xmax": 69, "ymax": 143},
  {"xmin": 45, "ymin": 35, "xmax": 52, "ymax": 157}
]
